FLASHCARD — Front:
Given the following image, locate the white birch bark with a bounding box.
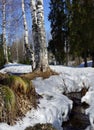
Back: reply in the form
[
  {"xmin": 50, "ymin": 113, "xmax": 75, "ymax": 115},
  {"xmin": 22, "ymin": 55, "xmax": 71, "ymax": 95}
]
[
  {"xmin": 30, "ymin": 0, "xmax": 40, "ymax": 69},
  {"xmin": 2, "ymin": 0, "xmax": 8, "ymax": 64},
  {"xmin": 36, "ymin": 0, "xmax": 48, "ymax": 71},
  {"xmin": 22, "ymin": 0, "xmax": 35, "ymax": 70},
  {"xmin": 30, "ymin": 0, "xmax": 48, "ymax": 71}
]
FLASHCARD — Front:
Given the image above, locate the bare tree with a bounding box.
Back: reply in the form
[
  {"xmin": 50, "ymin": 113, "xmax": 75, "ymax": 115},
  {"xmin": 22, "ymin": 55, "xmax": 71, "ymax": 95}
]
[
  {"xmin": 30, "ymin": 0, "xmax": 48, "ymax": 71},
  {"xmin": 36, "ymin": 0, "xmax": 48, "ymax": 71},
  {"xmin": 30, "ymin": 0, "xmax": 39, "ymax": 70},
  {"xmin": 22, "ymin": 0, "xmax": 35, "ymax": 70},
  {"xmin": 2, "ymin": 0, "xmax": 8, "ymax": 64}
]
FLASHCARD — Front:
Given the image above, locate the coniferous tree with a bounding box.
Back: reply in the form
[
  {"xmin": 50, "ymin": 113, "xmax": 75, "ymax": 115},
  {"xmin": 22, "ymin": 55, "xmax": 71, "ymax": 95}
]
[
  {"xmin": 48, "ymin": 0, "xmax": 66, "ymax": 64},
  {"xmin": 85, "ymin": 0, "xmax": 94, "ymax": 67},
  {"xmin": 69, "ymin": 0, "xmax": 94, "ymax": 67},
  {"xmin": 67, "ymin": 0, "xmax": 81, "ymax": 57}
]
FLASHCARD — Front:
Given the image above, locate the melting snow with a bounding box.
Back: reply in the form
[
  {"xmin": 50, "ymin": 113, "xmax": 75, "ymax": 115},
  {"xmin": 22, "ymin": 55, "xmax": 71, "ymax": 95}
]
[{"xmin": 0, "ymin": 63, "xmax": 94, "ymax": 130}]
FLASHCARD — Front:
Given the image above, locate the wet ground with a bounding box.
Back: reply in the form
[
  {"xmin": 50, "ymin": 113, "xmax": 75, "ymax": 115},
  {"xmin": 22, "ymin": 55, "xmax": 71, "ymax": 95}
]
[{"xmin": 62, "ymin": 92, "xmax": 90, "ymax": 130}]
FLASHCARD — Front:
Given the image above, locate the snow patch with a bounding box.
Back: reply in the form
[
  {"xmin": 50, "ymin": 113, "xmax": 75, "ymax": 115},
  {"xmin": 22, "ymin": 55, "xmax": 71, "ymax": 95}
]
[{"xmin": 0, "ymin": 63, "xmax": 94, "ymax": 129}]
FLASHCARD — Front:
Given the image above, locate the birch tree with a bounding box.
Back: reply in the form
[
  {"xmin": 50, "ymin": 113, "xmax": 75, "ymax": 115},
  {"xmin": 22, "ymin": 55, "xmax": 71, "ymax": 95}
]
[
  {"xmin": 30, "ymin": 0, "xmax": 39, "ymax": 69},
  {"xmin": 22, "ymin": 0, "xmax": 34, "ymax": 70},
  {"xmin": 2, "ymin": 0, "xmax": 8, "ymax": 64},
  {"xmin": 30, "ymin": 0, "xmax": 48, "ymax": 71}
]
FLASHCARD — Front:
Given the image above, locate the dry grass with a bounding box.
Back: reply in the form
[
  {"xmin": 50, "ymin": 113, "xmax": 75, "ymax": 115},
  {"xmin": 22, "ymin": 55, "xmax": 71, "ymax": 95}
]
[
  {"xmin": 21, "ymin": 69, "xmax": 58, "ymax": 80},
  {"xmin": 0, "ymin": 73, "xmax": 9, "ymax": 85},
  {"xmin": 80, "ymin": 87, "xmax": 88, "ymax": 97},
  {"xmin": 0, "ymin": 85, "xmax": 16, "ymax": 124},
  {"xmin": 6, "ymin": 76, "xmax": 38, "ymax": 117},
  {"xmin": 25, "ymin": 123, "xmax": 57, "ymax": 130},
  {"xmin": 0, "ymin": 69, "xmax": 58, "ymax": 125},
  {"xmin": 6, "ymin": 75, "xmax": 31, "ymax": 95},
  {"xmin": 0, "ymin": 74, "xmax": 38, "ymax": 125}
]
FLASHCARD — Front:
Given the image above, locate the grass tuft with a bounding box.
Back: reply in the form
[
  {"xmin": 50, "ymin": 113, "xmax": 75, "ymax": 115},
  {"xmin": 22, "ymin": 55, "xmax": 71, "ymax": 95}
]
[
  {"xmin": 6, "ymin": 75, "xmax": 29, "ymax": 94},
  {"xmin": 25, "ymin": 123, "xmax": 57, "ymax": 130},
  {"xmin": 0, "ymin": 85, "xmax": 16, "ymax": 124},
  {"xmin": 0, "ymin": 69, "xmax": 57, "ymax": 125},
  {"xmin": 0, "ymin": 74, "xmax": 38, "ymax": 124}
]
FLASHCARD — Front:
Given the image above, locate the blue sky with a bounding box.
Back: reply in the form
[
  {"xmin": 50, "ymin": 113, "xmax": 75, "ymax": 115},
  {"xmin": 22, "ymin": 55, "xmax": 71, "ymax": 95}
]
[
  {"xmin": 44, "ymin": 0, "xmax": 51, "ymax": 32},
  {"xmin": 0, "ymin": 0, "xmax": 51, "ymax": 42}
]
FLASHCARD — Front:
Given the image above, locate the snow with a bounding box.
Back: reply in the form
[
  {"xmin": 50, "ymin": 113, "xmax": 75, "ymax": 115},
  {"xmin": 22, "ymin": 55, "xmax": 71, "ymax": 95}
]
[
  {"xmin": 81, "ymin": 91, "xmax": 94, "ymax": 128},
  {"xmin": 0, "ymin": 63, "xmax": 32, "ymax": 74},
  {"xmin": 78, "ymin": 60, "xmax": 93, "ymax": 67},
  {"xmin": 0, "ymin": 62, "xmax": 94, "ymax": 129}
]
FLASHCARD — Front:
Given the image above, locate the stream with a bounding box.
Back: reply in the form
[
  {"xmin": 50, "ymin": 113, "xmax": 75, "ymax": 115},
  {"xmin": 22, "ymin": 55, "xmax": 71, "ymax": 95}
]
[
  {"xmin": 10, "ymin": 72, "xmax": 90, "ymax": 130},
  {"xmin": 62, "ymin": 92, "xmax": 90, "ymax": 130}
]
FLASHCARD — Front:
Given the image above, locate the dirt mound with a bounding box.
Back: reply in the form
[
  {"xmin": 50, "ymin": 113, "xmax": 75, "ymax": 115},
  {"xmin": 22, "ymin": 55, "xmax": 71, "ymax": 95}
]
[{"xmin": 0, "ymin": 75, "xmax": 38, "ymax": 125}]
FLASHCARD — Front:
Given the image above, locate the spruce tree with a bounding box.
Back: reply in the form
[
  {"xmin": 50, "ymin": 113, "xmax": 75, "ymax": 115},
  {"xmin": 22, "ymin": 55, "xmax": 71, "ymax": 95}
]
[
  {"xmin": 48, "ymin": 0, "xmax": 66, "ymax": 64},
  {"xmin": 69, "ymin": 0, "xmax": 94, "ymax": 67}
]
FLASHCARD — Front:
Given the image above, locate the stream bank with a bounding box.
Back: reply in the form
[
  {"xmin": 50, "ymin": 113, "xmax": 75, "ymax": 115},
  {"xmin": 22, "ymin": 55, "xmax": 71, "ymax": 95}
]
[{"xmin": 62, "ymin": 92, "xmax": 90, "ymax": 130}]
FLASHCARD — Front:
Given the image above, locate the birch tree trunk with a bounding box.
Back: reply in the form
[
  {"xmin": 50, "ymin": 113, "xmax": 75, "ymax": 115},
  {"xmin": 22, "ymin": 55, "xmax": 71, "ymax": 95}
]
[
  {"xmin": 2, "ymin": 0, "xmax": 8, "ymax": 64},
  {"xmin": 30, "ymin": 0, "xmax": 40, "ymax": 69},
  {"xmin": 30, "ymin": 0, "xmax": 48, "ymax": 71},
  {"xmin": 36, "ymin": 0, "xmax": 48, "ymax": 71},
  {"xmin": 22, "ymin": 0, "xmax": 35, "ymax": 70}
]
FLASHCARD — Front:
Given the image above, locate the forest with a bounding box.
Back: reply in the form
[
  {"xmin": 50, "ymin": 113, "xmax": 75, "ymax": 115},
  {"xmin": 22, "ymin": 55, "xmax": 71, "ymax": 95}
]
[
  {"xmin": 0, "ymin": 0, "xmax": 94, "ymax": 130},
  {"xmin": 0, "ymin": 0, "xmax": 94, "ymax": 69}
]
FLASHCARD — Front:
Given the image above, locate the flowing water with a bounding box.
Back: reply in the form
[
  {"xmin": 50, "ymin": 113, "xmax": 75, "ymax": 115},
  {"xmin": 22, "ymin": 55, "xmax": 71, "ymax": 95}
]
[{"xmin": 62, "ymin": 92, "xmax": 90, "ymax": 130}]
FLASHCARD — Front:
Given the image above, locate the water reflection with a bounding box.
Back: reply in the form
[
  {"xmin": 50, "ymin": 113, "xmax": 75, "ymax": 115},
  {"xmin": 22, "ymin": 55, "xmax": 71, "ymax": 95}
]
[{"xmin": 63, "ymin": 92, "xmax": 90, "ymax": 130}]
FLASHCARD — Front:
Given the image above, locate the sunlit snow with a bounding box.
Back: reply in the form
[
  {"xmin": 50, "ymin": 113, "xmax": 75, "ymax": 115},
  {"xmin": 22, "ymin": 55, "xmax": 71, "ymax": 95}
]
[{"xmin": 0, "ymin": 62, "xmax": 94, "ymax": 130}]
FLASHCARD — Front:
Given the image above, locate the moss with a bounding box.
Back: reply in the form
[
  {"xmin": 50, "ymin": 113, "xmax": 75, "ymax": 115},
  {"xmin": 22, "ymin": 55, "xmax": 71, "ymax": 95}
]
[
  {"xmin": 25, "ymin": 123, "xmax": 57, "ymax": 130},
  {"xmin": 0, "ymin": 86, "xmax": 15, "ymax": 111},
  {"xmin": 0, "ymin": 85, "xmax": 16, "ymax": 124},
  {"xmin": 7, "ymin": 75, "xmax": 29, "ymax": 94},
  {"xmin": 6, "ymin": 75, "xmax": 37, "ymax": 115},
  {"xmin": 0, "ymin": 74, "xmax": 38, "ymax": 124}
]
